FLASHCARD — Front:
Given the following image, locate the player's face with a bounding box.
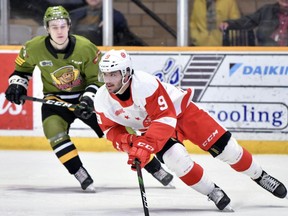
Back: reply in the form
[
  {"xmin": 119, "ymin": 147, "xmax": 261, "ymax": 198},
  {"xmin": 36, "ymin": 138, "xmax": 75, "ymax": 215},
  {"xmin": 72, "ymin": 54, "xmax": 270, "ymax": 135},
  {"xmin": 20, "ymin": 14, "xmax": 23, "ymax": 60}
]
[
  {"xmin": 103, "ymin": 71, "xmax": 123, "ymax": 93},
  {"xmin": 47, "ymin": 19, "xmax": 69, "ymax": 44}
]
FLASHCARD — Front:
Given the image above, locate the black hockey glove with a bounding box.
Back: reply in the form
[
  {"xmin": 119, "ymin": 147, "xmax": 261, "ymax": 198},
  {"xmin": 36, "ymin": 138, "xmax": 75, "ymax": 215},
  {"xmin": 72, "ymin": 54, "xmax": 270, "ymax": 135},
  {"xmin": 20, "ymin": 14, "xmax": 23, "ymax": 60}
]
[
  {"xmin": 74, "ymin": 96, "xmax": 94, "ymax": 119},
  {"xmin": 5, "ymin": 84, "xmax": 27, "ymax": 105},
  {"xmin": 5, "ymin": 74, "xmax": 29, "ymax": 105}
]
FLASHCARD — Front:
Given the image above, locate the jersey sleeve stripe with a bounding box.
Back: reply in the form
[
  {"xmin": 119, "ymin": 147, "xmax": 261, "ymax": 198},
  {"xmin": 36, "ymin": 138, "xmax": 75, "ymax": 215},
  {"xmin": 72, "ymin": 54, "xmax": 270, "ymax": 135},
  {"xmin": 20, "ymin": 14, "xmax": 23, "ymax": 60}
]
[
  {"xmin": 15, "ymin": 56, "xmax": 25, "ymax": 65},
  {"xmin": 154, "ymin": 117, "xmax": 177, "ymax": 128}
]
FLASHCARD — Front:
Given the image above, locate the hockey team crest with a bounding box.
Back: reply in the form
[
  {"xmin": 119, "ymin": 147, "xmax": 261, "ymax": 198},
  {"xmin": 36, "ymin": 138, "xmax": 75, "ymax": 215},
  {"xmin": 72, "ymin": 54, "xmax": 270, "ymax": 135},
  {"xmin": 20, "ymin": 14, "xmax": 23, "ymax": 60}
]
[{"xmin": 51, "ymin": 65, "xmax": 83, "ymax": 91}]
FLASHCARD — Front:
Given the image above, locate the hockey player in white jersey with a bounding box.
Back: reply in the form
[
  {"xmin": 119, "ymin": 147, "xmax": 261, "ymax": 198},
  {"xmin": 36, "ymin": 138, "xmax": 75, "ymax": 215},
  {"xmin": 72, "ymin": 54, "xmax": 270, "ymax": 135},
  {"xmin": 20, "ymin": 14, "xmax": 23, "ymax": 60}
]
[{"xmin": 94, "ymin": 49, "xmax": 287, "ymax": 211}]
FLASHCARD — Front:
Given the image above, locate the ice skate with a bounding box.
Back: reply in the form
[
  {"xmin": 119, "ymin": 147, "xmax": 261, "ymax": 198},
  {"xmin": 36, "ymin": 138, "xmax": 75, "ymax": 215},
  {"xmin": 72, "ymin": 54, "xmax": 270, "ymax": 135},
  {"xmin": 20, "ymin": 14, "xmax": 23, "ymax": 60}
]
[
  {"xmin": 208, "ymin": 185, "xmax": 234, "ymax": 211},
  {"xmin": 74, "ymin": 166, "xmax": 96, "ymax": 193},
  {"xmin": 152, "ymin": 166, "xmax": 174, "ymax": 187},
  {"xmin": 254, "ymin": 170, "xmax": 287, "ymax": 199}
]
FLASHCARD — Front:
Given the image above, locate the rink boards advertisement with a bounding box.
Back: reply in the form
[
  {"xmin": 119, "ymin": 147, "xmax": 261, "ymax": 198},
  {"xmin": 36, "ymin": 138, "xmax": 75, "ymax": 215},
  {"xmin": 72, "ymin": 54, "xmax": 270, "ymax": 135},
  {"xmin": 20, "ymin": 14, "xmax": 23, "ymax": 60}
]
[
  {"xmin": 1, "ymin": 47, "xmax": 288, "ymax": 143},
  {"xmin": 0, "ymin": 52, "xmax": 33, "ymax": 130}
]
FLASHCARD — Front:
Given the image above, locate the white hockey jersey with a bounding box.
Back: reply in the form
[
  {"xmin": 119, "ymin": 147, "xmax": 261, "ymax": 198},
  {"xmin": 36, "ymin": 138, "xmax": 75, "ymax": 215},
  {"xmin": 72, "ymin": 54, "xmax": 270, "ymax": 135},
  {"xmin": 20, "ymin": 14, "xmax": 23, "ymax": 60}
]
[{"xmin": 94, "ymin": 70, "xmax": 193, "ymax": 152}]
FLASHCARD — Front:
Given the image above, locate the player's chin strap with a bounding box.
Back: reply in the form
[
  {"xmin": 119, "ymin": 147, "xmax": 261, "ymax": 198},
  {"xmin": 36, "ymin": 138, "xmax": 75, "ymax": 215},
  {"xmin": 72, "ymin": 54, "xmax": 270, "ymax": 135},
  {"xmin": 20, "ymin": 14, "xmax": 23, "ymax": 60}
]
[{"xmin": 115, "ymin": 74, "xmax": 132, "ymax": 95}]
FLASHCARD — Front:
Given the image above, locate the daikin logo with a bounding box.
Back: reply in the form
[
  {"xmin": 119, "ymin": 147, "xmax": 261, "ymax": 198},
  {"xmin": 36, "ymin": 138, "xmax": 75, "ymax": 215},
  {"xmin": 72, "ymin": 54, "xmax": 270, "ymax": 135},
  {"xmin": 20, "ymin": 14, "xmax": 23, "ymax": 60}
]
[
  {"xmin": 230, "ymin": 63, "xmax": 288, "ymax": 76},
  {"xmin": 229, "ymin": 63, "xmax": 243, "ymax": 76}
]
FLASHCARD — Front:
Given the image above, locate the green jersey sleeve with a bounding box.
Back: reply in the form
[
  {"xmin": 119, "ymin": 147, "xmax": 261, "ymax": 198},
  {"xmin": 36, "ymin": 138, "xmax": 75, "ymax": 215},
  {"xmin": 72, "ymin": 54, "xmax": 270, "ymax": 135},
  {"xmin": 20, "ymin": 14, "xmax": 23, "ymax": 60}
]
[{"xmin": 14, "ymin": 36, "xmax": 46, "ymax": 75}]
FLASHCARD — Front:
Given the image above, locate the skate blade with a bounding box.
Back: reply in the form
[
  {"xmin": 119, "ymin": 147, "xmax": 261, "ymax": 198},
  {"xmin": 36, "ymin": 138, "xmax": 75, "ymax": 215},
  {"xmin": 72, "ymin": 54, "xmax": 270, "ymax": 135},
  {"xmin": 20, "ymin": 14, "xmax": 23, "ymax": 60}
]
[
  {"xmin": 165, "ymin": 180, "xmax": 176, "ymax": 189},
  {"xmin": 223, "ymin": 204, "xmax": 234, "ymax": 212},
  {"xmin": 84, "ymin": 184, "xmax": 96, "ymax": 193}
]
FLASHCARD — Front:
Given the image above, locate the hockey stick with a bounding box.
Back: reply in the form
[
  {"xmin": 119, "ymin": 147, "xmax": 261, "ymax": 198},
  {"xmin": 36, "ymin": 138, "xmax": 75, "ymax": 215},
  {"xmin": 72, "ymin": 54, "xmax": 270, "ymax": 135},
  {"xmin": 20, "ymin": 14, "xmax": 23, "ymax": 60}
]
[
  {"xmin": 21, "ymin": 95, "xmax": 103, "ymax": 137},
  {"xmin": 20, "ymin": 95, "xmax": 77, "ymax": 110},
  {"xmin": 135, "ymin": 159, "xmax": 150, "ymax": 216}
]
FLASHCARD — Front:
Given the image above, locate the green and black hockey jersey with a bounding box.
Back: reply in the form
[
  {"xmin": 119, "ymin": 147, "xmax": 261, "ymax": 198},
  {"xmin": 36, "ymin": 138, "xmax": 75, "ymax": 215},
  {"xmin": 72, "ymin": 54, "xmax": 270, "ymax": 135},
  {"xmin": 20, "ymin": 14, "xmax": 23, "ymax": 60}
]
[{"xmin": 14, "ymin": 35, "xmax": 103, "ymax": 95}]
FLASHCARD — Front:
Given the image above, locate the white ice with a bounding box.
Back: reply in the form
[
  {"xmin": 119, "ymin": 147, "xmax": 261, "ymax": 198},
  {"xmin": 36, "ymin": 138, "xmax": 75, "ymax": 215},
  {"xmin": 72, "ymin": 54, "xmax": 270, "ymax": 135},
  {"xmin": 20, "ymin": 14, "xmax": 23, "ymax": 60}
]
[{"xmin": 0, "ymin": 150, "xmax": 287, "ymax": 216}]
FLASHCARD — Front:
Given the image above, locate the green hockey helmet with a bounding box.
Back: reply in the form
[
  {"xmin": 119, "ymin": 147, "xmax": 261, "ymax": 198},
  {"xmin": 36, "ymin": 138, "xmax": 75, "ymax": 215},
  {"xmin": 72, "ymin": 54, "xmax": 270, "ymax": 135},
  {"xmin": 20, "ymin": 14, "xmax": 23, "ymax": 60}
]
[{"xmin": 43, "ymin": 6, "xmax": 71, "ymax": 28}]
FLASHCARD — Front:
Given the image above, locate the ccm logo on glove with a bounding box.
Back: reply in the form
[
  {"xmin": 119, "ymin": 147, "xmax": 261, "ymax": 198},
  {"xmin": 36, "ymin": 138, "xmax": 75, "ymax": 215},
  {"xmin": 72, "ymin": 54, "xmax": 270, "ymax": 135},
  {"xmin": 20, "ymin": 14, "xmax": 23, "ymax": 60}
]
[{"xmin": 136, "ymin": 142, "xmax": 155, "ymax": 152}]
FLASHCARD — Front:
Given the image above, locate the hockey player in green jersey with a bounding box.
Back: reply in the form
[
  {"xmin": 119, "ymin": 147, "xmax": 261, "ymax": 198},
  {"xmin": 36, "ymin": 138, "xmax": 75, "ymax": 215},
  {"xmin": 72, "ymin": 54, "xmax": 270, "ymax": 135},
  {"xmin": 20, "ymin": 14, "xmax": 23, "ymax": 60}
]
[{"xmin": 5, "ymin": 5, "xmax": 173, "ymax": 192}]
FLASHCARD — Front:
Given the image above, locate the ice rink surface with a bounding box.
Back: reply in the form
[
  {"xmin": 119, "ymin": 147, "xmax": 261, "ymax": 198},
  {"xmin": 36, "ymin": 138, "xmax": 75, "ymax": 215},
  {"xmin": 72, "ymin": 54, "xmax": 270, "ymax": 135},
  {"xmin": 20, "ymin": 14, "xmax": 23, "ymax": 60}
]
[{"xmin": 0, "ymin": 150, "xmax": 287, "ymax": 216}]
